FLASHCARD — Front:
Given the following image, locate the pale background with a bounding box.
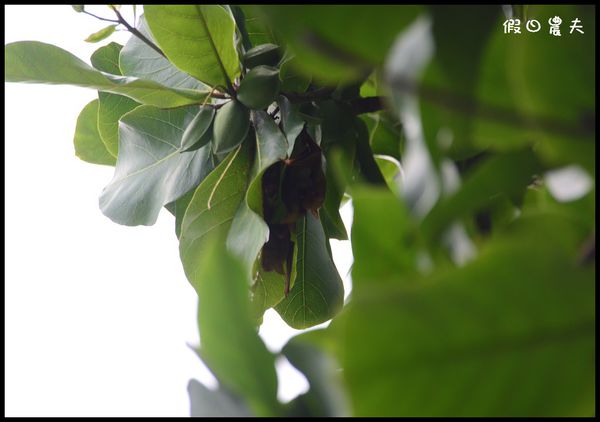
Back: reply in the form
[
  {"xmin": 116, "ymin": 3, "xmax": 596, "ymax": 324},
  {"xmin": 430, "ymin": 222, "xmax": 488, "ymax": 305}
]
[{"xmin": 4, "ymin": 5, "xmax": 353, "ymax": 417}]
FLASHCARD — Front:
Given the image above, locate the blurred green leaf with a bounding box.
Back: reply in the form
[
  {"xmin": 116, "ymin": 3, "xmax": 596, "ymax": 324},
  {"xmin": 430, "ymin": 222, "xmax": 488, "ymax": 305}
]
[
  {"xmin": 84, "ymin": 24, "xmax": 117, "ymax": 43},
  {"xmin": 421, "ymin": 149, "xmax": 542, "ymax": 241},
  {"xmin": 340, "ymin": 210, "xmax": 595, "ymax": 416},
  {"xmin": 258, "ymin": 6, "xmax": 422, "ymax": 84},
  {"xmin": 73, "ymin": 99, "xmax": 116, "ymax": 166},
  {"xmin": 144, "ymin": 5, "xmax": 240, "ymax": 89},
  {"xmin": 188, "ymin": 379, "xmax": 251, "ymax": 417},
  {"xmin": 351, "ymin": 186, "xmax": 418, "ymax": 286},
  {"xmin": 279, "ymin": 55, "xmax": 312, "ymax": 93},
  {"xmin": 361, "ymin": 112, "xmax": 404, "ymax": 161},
  {"xmin": 283, "ymin": 335, "xmax": 350, "ymax": 417},
  {"xmin": 72, "ymin": 5, "xmax": 84, "ymax": 13},
  {"xmin": 191, "ymin": 239, "xmax": 280, "ymax": 416}
]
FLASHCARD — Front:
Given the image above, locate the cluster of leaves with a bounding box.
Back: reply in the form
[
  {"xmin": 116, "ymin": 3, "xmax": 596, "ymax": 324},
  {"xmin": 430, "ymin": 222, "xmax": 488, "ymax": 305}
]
[{"xmin": 5, "ymin": 4, "xmax": 595, "ymax": 417}]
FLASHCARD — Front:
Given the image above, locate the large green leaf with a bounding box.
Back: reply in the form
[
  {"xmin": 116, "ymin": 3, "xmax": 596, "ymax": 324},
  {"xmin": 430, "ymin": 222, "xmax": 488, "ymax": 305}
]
[
  {"xmin": 418, "ymin": 6, "xmax": 500, "ymax": 160},
  {"xmin": 119, "ymin": 15, "xmax": 207, "ymax": 91},
  {"xmin": 237, "ymin": 5, "xmax": 277, "ymax": 48},
  {"xmin": 179, "ymin": 142, "xmax": 251, "ymax": 286},
  {"xmin": 275, "ymin": 213, "xmax": 344, "ymax": 329},
  {"xmin": 5, "ymin": 41, "xmax": 209, "ymax": 108},
  {"xmin": 144, "ymin": 5, "xmax": 240, "ymax": 89},
  {"xmin": 258, "ymin": 6, "xmax": 422, "ymax": 84},
  {"xmin": 282, "ymin": 335, "xmax": 350, "ymax": 417},
  {"xmin": 73, "ymin": 99, "xmax": 116, "ymax": 166},
  {"xmin": 99, "ymin": 105, "xmax": 213, "ymax": 226},
  {"xmin": 190, "ymin": 238, "xmax": 280, "ymax": 416},
  {"xmin": 421, "ymin": 149, "xmax": 542, "ymax": 241},
  {"xmin": 351, "ymin": 186, "xmax": 418, "ymax": 286},
  {"xmin": 226, "ymin": 111, "xmax": 288, "ymax": 272},
  {"xmin": 90, "ymin": 42, "xmax": 141, "ymax": 158},
  {"xmin": 341, "ymin": 211, "xmax": 595, "ymax": 416}
]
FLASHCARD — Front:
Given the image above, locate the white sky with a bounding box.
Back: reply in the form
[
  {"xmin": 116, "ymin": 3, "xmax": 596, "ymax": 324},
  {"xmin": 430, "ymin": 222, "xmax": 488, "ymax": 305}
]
[{"xmin": 4, "ymin": 5, "xmax": 353, "ymax": 417}]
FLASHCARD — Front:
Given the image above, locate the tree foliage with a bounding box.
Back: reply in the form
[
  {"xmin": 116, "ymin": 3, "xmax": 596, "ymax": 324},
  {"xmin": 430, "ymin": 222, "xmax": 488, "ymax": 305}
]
[{"xmin": 5, "ymin": 4, "xmax": 595, "ymax": 417}]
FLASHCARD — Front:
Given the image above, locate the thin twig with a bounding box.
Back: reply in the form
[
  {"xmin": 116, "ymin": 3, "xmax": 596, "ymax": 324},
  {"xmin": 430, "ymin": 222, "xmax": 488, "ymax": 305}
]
[
  {"xmin": 82, "ymin": 10, "xmax": 119, "ymax": 24},
  {"xmin": 111, "ymin": 7, "xmax": 166, "ymax": 58}
]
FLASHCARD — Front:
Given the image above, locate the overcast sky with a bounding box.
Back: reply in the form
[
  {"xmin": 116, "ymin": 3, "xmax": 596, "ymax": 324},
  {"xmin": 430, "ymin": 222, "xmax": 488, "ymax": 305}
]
[{"xmin": 4, "ymin": 5, "xmax": 353, "ymax": 416}]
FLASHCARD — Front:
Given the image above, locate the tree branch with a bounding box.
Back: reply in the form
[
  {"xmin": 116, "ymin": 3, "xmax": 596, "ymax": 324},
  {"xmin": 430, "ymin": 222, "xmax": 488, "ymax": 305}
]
[{"xmin": 111, "ymin": 7, "xmax": 166, "ymax": 58}]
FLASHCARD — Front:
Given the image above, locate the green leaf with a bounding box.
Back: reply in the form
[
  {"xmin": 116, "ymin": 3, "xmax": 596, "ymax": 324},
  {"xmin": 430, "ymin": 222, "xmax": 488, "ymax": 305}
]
[
  {"xmin": 243, "ymin": 43, "xmax": 281, "ymax": 69},
  {"xmin": 99, "ymin": 105, "xmax": 214, "ymax": 226},
  {"xmin": 275, "ymin": 213, "xmax": 344, "ymax": 329},
  {"xmin": 144, "ymin": 5, "xmax": 240, "ymax": 89},
  {"xmin": 119, "ymin": 15, "xmax": 207, "ymax": 91},
  {"xmin": 279, "ymin": 54, "xmax": 312, "ymax": 93},
  {"xmin": 283, "ymin": 336, "xmax": 350, "ymax": 417},
  {"xmin": 251, "ymin": 269, "xmax": 286, "ymax": 321},
  {"xmin": 188, "ymin": 379, "xmax": 251, "ymax": 417},
  {"xmin": 360, "ymin": 112, "xmax": 404, "ymax": 161},
  {"xmin": 351, "ymin": 186, "xmax": 417, "ymax": 286},
  {"xmin": 190, "ymin": 238, "xmax": 280, "ymax": 416},
  {"xmin": 258, "ymin": 5, "xmax": 422, "ymax": 84},
  {"xmin": 90, "ymin": 41, "xmax": 122, "ymax": 75},
  {"xmin": 421, "ymin": 150, "xmax": 542, "ymax": 242},
  {"xmin": 180, "ymin": 106, "xmax": 215, "ymax": 152},
  {"xmin": 5, "ymin": 41, "xmax": 209, "ymax": 108},
  {"xmin": 237, "ymin": 65, "xmax": 281, "ymax": 110},
  {"xmin": 73, "ymin": 99, "xmax": 116, "ymax": 166},
  {"xmin": 340, "ymin": 212, "xmax": 595, "ymax": 416},
  {"xmin": 91, "ymin": 43, "xmax": 141, "ymax": 158},
  {"xmin": 226, "ymin": 111, "xmax": 288, "ymax": 272},
  {"xmin": 71, "ymin": 5, "xmax": 84, "ymax": 13},
  {"xmin": 374, "ymin": 155, "xmax": 403, "ymax": 195},
  {"xmin": 165, "ymin": 187, "xmax": 196, "ymax": 239},
  {"xmin": 179, "ymin": 142, "xmax": 251, "ymax": 286},
  {"xmin": 237, "ymin": 5, "xmax": 277, "ymax": 47},
  {"xmin": 213, "ymin": 101, "xmax": 250, "ymax": 155},
  {"xmin": 84, "ymin": 24, "xmax": 117, "ymax": 43},
  {"xmin": 278, "ymin": 95, "xmax": 305, "ymax": 157}
]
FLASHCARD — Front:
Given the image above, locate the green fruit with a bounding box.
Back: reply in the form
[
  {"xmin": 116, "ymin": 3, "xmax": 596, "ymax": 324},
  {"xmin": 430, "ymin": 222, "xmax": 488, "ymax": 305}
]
[
  {"xmin": 213, "ymin": 101, "xmax": 250, "ymax": 154},
  {"xmin": 237, "ymin": 66, "xmax": 281, "ymax": 110},
  {"xmin": 243, "ymin": 43, "xmax": 281, "ymax": 68},
  {"xmin": 180, "ymin": 106, "xmax": 214, "ymax": 152}
]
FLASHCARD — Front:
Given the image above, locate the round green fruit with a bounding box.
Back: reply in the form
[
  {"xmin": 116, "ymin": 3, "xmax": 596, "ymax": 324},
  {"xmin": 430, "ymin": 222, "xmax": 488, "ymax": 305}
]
[{"xmin": 237, "ymin": 65, "xmax": 281, "ymax": 110}]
